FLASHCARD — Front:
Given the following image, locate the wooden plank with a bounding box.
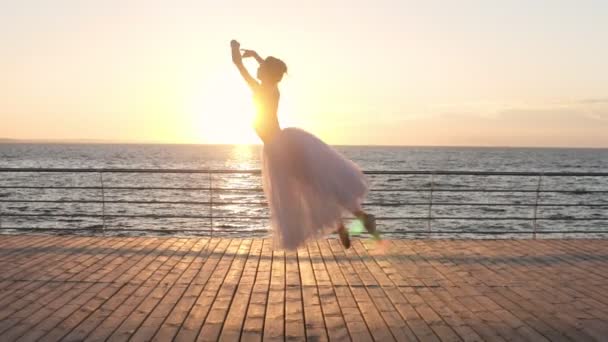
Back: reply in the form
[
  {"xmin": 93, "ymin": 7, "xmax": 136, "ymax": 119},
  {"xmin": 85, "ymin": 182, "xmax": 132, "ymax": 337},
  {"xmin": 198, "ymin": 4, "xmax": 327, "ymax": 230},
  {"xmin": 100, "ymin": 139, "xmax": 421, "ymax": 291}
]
[
  {"xmin": 240, "ymin": 238, "xmax": 272, "ymax": 342},
  {"xmin": 425, "ymin": 239, "xmax": 578, "ymax": 342},
  {"xmin": 297, "ymin": 242, "xmax": 328, "ymax": 342},
  {"xmin": 391, "ymin": 240, "xmax": 475, "ymax": 342},
  {"xmin": 283, "ymin": 248, "xmax": 306, "ymax": 341},
  {"xmin": 0, "ymin": 236, "xmax": 607, "ymax": 341},
  {"xmin": 82, "ymin": 237, "xmax": 187, "ymax": 341},
  {"xmin": 0, "ymin": 237, "xmax": 124, "ymax": 331},
  {"xmin": 0, "ymin": 235, "xmax": 55, "ymax": 266},
  {"xmin": 218, "ymin": 239, "xmax": 263, "ymax": 341},
  {"xmin": 308, "ymin": 240, "xmax": 349, "ymax": 341},
  {"xmin": 0, "ymin": 236, "xmax": 141, "ymax": 340},
  {"xmin": 467, "ymin": 239, "xmax": 600, "ymax": 341},
  {"xmin": 150, "ymin": 238, "xmax": 222, "ymax": 341},
  {"xmin": 42, "ymin": 237, "xmax": 172, "ymax": 342},
  {"xmin": 16, "ymin": 237, "xmax": 164, "ymax": 341},
  {"xmin": 318, "ymin": 239, "xmax": 372, "ymax": 342},
  {"xmin": 197, "ymin": 239, "xmax": 252, "ymax": 341},
  {"xmin": 411, "ymin": 240, "xmax": 531, "ymax": 342},
  {"xmin": 127, "ymin": 238, "xmax": 214, "ymax": 342},
  {"xmin": 61, "ymin": 237, "xmax": 183, "ymax": 342},
  {"xmin": 262, "ymin": 246, "xmax": 285, "ymax": 341},
  {"xmin": 101, "ymin": 238, "xmax": 198, "ymax": 342},
  {"xmin": 0, "ymin": 236, "xmax": 99, "ymax": 302},
  {"xmin": 173, "ymin": 239, "xmax": 241, "ymax": 341},
  {"xmin": 0, "ymin": 235, "xmax": 31, "ymax": 249},
  {"xmin": 328, "ymin": 238, "xmax": 395, "ymax": 341},
  {"xmin": 347, "ymin": 239, "xmax": 426, "ymax": 342}
]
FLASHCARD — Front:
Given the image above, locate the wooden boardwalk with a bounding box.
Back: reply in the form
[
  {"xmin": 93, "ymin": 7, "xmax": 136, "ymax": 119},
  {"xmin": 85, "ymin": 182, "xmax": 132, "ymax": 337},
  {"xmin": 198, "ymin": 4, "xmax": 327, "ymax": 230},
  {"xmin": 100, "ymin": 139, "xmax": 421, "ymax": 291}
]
[{"xmin": 0, "ymin": 236, "xmax": 607, "ymax": 341}]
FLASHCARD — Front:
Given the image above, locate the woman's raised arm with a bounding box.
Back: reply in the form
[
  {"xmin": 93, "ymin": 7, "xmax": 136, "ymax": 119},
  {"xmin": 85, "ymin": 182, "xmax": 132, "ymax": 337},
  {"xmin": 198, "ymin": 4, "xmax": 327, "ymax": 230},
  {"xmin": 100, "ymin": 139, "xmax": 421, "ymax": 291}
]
[
  {"xmin": 231, "ymin": 40, "xmax": 259, "ymax": 90},
  {"xmin": 242, "ymin": 49, "xmax": 264, "ymax": 64}
]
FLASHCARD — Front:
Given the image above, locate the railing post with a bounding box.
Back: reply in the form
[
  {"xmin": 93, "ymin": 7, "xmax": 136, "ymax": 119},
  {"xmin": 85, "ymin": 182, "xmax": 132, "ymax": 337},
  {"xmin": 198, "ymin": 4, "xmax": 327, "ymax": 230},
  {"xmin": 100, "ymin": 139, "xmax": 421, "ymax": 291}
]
[
  {"xmin": 0, "ymin": 168, "xmax": 3, "ymax": 229},
  {"xmin": 532, "ymin": 174, "xmax": 543, "ymax": 239},
  {"xmin": 427, "ymin": 172, "xmax": 434, "ymax": 234},
  {"xmin": 209, "ymin": 170, "xmax": 213, "ymax": 237},
  {"xmin": 99, "ymin": 172, "xmax": 106, "ymax": 234}
]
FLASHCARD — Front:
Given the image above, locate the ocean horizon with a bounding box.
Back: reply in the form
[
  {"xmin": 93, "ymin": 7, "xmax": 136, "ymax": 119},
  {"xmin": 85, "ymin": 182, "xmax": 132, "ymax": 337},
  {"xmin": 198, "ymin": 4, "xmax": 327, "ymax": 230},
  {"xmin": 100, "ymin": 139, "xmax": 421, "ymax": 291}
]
[{"xmin": 2, "ymin": 139, "xmax": 608, "ymax": 149}]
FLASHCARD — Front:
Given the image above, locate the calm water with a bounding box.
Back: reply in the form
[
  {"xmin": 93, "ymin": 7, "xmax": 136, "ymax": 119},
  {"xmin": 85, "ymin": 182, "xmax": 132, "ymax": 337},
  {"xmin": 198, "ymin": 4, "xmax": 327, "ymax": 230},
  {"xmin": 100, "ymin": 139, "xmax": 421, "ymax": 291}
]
[{"xmin": 1, "ymin": 143, "xmax": 607, "ymax": 238}]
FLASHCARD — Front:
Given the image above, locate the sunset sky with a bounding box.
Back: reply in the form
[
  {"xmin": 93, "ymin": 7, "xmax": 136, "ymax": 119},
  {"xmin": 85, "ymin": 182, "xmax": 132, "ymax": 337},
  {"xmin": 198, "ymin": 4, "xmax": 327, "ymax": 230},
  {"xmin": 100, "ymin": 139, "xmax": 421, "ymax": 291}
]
[{"xmin": 1, "ymin": 0, "xmax": 607, "ymax": 147}]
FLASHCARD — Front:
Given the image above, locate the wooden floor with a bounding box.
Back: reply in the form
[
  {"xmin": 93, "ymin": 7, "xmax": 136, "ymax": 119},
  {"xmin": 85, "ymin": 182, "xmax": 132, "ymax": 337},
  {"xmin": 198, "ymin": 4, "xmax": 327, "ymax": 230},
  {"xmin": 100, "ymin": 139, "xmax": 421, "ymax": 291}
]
[{"xmin": 0, "ymin": 236, "xmax": 607, "ymax": 342}]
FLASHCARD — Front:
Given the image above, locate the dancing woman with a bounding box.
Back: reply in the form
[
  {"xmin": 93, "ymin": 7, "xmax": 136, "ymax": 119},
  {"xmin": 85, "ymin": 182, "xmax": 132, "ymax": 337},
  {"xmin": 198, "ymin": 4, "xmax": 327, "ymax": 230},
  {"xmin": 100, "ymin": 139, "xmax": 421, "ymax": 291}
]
[{"xmin": 230, "ymin": 40, "xmax": 378, "ymax": 249}]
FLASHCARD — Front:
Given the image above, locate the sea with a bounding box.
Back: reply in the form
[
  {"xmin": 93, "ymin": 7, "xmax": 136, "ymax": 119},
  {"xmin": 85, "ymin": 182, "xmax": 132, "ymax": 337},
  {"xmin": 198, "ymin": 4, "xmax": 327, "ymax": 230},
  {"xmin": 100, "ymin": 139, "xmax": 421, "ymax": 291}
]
[{"xmin": 1, "ymin": 143, "xmax": 607, "ymax": 238}]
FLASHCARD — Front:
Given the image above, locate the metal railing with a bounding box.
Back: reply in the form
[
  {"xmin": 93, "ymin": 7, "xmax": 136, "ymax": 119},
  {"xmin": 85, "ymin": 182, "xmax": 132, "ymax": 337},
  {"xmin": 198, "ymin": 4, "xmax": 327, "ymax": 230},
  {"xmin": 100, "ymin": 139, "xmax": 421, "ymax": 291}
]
[{"xmin": 0, "ymin": 168, "xmax": 607, "ymax": 237}]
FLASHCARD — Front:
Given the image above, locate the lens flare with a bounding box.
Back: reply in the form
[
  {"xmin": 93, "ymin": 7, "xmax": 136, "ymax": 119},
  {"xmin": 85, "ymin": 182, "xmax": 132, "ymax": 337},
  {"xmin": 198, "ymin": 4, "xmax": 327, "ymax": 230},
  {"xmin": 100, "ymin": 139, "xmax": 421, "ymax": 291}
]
[{"xmin": 347, "ymin": 219, "xmax": 365, "ymax": 235}]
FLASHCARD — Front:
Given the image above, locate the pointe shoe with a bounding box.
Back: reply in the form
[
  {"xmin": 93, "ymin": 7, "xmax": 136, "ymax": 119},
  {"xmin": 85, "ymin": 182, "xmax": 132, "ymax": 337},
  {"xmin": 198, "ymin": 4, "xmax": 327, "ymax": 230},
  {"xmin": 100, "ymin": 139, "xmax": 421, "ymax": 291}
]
[
  {"xmin": 363, "ymin": 213, "xmax": 377, "ymax": 236},
  {"xmin": 362, "ymin": 213, "xmax": 382, "ymax": 241},
  {"xmin": 338, "ymin": 228, "xmax": 351, "ymax": 249}
]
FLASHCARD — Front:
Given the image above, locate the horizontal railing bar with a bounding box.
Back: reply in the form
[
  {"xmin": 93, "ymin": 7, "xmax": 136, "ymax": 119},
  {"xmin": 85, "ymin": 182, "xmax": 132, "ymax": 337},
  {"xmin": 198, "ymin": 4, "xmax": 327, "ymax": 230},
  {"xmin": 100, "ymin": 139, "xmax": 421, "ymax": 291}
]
[
  {"xmin": 0, "ymin": 186, "xmax": 263, "ymax": 191},
  {"xmin": 2, "ymin": 167, "xmax": 608, "ymax": 177},
  {"xmin": 386, "ymin": 230, "xmax": 608, "ymax": 235},
  {"xmin": 370, "ymin": 188, "xmax": 608, "ymax": 193},
  {"xmin": 2, "ymin": 213, "xmax": 229, "ymax": 219},
  {"xmin": 368, "ymin": 171, "xmax": 608, "ymax": 176},
  {"xmin": 367, "ymin": 202, "xmax": 608, "ymax": 207},
  {"xmin": 1, "ymin": 186, "xmax": 607, "ymax": 194},
  {"xmin": 0, "ymin": 199, "xmax": 261, "ymax": 205},
  {"xmin": 0, "ymin": 227, "xmax": 250, "ymax": 233},
  {"xmin": 2, "ymin": 199, "xmax": 608, "ymax": 208},
  {"xmin": 372, "ymin": 217, "xmax": 608, "ymax": 221},
  {"xmin": 373, "ymin": 202, "xmax": 608, "ymax": 207},
  {"xmin": 2, "ymin": 227, "xmax": 608, "ymax": 235},
  {"xmin": 380, "ymin": 230, "xmax": 608, "ymax": 234},
  {"xmin": 0, "ymin": 168, "xmax": 262, "ymax": 174},
  {"xmin": 2, "ymin": 213, "xmax": 607, "ymax": 221}
]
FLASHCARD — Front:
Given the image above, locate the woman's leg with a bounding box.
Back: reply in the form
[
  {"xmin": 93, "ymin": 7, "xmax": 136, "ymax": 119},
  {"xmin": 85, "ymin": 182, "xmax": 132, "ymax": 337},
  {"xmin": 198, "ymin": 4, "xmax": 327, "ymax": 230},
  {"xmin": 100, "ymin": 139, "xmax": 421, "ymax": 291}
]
[
  {"xmin": 354, "ymin": 210, "xmax": 380, "ymax": 240},
  {"xmin": 337, "ymin": 222, "xmax": 351, "ymax": 249}
]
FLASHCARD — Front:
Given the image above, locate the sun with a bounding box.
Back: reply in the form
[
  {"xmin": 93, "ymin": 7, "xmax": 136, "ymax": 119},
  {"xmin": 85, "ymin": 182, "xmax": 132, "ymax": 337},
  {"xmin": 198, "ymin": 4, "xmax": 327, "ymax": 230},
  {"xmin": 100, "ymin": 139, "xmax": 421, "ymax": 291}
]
[{"xmin": 186, "ymin": 69, "xmax": 260, "ymax": 144}]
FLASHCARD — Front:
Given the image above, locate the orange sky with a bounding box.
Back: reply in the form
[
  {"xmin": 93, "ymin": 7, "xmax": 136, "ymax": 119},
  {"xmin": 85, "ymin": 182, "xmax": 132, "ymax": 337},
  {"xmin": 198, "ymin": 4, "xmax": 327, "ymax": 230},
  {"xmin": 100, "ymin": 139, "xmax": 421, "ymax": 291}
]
[{"xmin": 1, "ymin": 1, "xmax": 607, "ymax": 147}]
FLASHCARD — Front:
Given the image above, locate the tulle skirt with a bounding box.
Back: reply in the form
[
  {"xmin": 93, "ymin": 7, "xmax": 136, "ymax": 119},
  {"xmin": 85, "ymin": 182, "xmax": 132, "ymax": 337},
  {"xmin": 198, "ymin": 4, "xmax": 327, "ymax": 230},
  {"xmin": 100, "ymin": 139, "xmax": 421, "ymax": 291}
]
[{"xmin": 262, "ymin": 127, "xmax": 368, "ymax": 250}]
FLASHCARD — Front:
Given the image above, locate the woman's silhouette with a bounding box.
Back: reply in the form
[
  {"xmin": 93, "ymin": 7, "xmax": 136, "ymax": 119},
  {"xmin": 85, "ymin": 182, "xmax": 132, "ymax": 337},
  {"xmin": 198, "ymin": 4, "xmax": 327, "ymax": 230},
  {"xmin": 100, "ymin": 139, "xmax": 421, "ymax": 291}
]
[{"xmin": 231, "ymin": 40, "xmax": 379, "ymax": 249}]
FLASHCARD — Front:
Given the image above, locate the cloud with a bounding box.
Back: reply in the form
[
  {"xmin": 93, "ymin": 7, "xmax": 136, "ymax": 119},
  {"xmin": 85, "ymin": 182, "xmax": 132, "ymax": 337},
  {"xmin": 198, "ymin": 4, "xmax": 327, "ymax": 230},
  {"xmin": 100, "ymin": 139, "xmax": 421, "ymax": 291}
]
[
  {"xmin": 319, "ymin": 98, "xmax": 608, "ymax": 146},
  {"xmin": 579, "ymin": 97, "xmax": 608, "ymax": 105},
  {"xmin": 424, "ymin": 99, "xmax": 608, "ymax": 124}
]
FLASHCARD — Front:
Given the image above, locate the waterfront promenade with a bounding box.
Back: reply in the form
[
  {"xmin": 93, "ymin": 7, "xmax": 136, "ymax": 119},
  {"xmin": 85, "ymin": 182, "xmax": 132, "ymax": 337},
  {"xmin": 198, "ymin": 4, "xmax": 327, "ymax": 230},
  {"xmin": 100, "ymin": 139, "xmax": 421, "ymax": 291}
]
[{"xmin": 0, "ymin": 235, "xmax": 607, "ymax": 341}]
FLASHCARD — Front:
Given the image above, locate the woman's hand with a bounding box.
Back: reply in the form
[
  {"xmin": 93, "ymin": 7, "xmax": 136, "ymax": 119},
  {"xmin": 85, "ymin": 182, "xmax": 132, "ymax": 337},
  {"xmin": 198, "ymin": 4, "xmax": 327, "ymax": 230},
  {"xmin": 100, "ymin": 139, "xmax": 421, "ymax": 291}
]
[
  {"xmin": 241, "ymin": 49, "xmax": 257, "ymax": 58},
  {"xmin": 231, "ymin": 40, "xmax": 242, "ymax": 64},
  {"xmin": 230, "ymin": 40, "xmax": 260, "ymax": 89},
  {"xmin": 241, "ymin": 49, "xmax": 264, "ymax": 64}
]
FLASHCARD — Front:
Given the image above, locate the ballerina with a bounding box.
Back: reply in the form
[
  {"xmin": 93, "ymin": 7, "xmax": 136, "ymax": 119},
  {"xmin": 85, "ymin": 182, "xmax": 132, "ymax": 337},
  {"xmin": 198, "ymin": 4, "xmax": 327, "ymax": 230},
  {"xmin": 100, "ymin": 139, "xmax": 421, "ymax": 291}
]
[{"xmin": 230, "ymin": 39, "xmax": 379, "ymax": 250}]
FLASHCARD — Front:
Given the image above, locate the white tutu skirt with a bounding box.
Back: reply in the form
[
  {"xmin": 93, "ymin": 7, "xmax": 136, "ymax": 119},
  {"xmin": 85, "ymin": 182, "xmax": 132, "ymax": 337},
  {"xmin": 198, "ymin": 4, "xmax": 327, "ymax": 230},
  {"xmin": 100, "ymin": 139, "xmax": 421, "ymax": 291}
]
[{"xmin": 262, "ymin": 127, "xmax": 369, "ymax": 250}]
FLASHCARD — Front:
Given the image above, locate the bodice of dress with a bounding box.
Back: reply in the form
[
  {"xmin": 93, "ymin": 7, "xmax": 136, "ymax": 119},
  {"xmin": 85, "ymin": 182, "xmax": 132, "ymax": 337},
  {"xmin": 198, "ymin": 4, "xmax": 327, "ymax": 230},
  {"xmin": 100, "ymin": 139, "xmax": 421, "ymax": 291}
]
[{"xmin": 253, "ymin": 85, "xmax": 281, "ymax": 143}]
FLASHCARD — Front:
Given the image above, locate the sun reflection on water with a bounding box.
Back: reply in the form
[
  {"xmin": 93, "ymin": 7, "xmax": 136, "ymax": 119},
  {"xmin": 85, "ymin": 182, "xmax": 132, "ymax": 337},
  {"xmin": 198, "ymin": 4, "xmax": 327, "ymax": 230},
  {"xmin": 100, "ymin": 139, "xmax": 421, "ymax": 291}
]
[{"xmin": 211, "ymin": 144, "xmax": 268, "ymax": 233}]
